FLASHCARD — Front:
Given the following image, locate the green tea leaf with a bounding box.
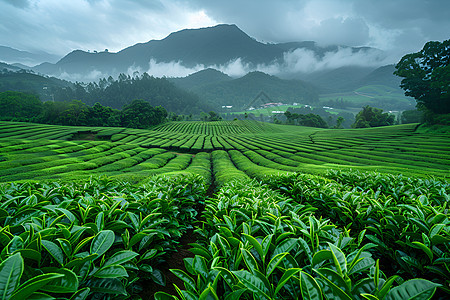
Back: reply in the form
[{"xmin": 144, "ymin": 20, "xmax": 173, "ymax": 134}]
[
  {"xmin": 242, "ymin": 233, "xmax": 263, "ymax": 261},
  {"xmin": 385, "ymin": 279, "xmax": 440, "ymax": 300},
  {"xmin": 90, "ymin": 230, "xmax": 114, "ymax": 259},
  {"xmin": 266, "ymin": 252, "xmax": 288, "ymax": 277},
  {"xmin": 41, "ymin": 240, "xmax": 64, "ymax": 266},
  {"xmin": 299, "ymin": 271, "xmax": 323, "ymax": 300},
  {"xmin": 40, "ymin": 268, "xmax": 78, "ymax": 293},
  {"xmin": 232, "ymin": 270, "xmax": 271, "ymax": 300},
  {"xmin": 69, "ymin": 287, "xmax": 90, "ymax": 300},
  {"xmin": 10, "ymin": 273, "xmax": 63, "ymax": 300},
  {"xmin": 103, "ymin": 250, "xmax": 138, "ymax": 267},
  {"xmin": 94, "ymin": 265, "xmax": 128, "ymax": 278},
  {"xmin": 171, "ymin": 269, "xmax": 196, "ymax": 292}
]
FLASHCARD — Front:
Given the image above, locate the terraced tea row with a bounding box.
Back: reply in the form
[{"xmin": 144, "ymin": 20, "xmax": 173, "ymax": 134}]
[{"xmin": 0, "ymin": 121, "xmax": 448, "ymax": 183}]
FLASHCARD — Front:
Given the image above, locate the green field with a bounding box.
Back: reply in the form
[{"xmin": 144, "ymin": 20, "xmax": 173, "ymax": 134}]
[
  {"xmin": 0, "ymin": 120, "xmax": 448, "ymax": 183},
  {"xmin": 0, "ymin": 120, "xmax": 448, "ymax": 299}
]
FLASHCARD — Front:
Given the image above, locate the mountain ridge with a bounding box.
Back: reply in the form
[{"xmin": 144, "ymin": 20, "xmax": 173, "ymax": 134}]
[{"xmin": 31, "ymin": 24, "xmax": 385, "ymax": 81}]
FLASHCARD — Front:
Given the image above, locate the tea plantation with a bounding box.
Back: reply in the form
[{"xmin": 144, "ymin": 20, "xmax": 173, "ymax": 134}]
[{"xmin": 0, "ymin": 120, "xmax": 448, "ymax": 299}]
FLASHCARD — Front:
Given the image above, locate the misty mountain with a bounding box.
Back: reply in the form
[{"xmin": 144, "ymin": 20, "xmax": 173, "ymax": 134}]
[
  {"xmin": 0, "ymin": 46, "xmax": 60, "ymax": 66},
  {"xmin": 302, "ymin": 66, "xmax": 377, "ymax": 93},
  {"xmin": 356, "ymin": 65, "xmax": 402, "ymax": 89},
  {"xmin": 301, "ymin": 64, "xmax": 403, "ymax": 93},
  {"xmin": 32, "ymin": 24, "xmax": 383, "ymax": 82},
  {"xmin": 0, "ymin": 62, "xmax": 22, "ymax": 72},
  {"xmin": 173, "ymin": 70, "xmax": 319, "ymax": 110},
  {"xmin": 169, "ymin": 68, "xmax": 232, "ymax": 90},
  {"xmin": 0, "ymin": 69, "xmax": 72, "ymax": 102}
]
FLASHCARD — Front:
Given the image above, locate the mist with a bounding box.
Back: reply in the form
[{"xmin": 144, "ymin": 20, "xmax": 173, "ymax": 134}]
[{"xmin": 141, "ymin": 47, "xmax": 390, "ymax": 79}]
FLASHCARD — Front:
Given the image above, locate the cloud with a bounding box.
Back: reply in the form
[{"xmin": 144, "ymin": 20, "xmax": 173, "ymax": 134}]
[
  {"xmin": 145, "ymin": 59, "xmax": 205, "ymax": 78},
  {"xmin": 184, "ymin": 0, "xmax": 450, "ymax": 60},
  {"xmin": 0, "ymin": 0, "xmax": 30, "ymax": 8},
  {"xmin": 0, "ymin": 0, "xmax": 216, "ymax": 56},
  {"xmin": 3, "ymin": 0, "xmax": 447, "ymax": 67},
  {"xmin": 133, "ymin": 46, "xmax": 389, "ymax": 80},
  {"xmin": 279, "ymin": 47, "xmax": 388, "ymax": 74}
]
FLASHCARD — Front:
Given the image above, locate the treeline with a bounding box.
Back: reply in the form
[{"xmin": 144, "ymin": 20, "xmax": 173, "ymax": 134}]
[
  {"xmin": 54, "ymin": 73, "xmax": 212, "ymax": 114},
  {"xmin": 0, "ymin": 69, "xmax": 214, "ymax": 114},
  {"xmin": 0, "ymin": 91, "xmax": 168, "ymax": 129},
  {"xmin": 0, "ymin": 69, "xmax": 71, "ymax": 102},
  {"xmin": 285, "ymin": 106, "xmax": 354, "ymax": 128}
]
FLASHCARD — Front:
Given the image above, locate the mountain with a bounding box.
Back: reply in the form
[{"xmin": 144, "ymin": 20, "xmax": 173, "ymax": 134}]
[
  {"xmin": 303, "ymin": 66, "xmax": 377, "ymax": 92},
  {"xmin": 0, "ymin": 69, "xmax": 72, "ymax": 101},
  {"xmin": 169, "ymin": 68, "xmax": 232, "ymax": 90},
  {"xmin": 32, "ymin": 24, "xmax": 383, "ymax": 82},
  {"xmin": 356, "ymin": 65, "xmax": 402, "ymax": 89},
  {"xmin": 0, "ymin": 62, "xmax": 22, "ymax": 72},
  {"xmin": 176, "ymin": 70, "xmax": 319, "ymax": 109},
  {"xmin": 0, "ymin": 46, "xmax": 60, "ymax": 66}
]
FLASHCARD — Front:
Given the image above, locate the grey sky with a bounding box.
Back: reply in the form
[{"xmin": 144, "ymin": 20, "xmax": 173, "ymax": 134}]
[{"xmin": 0, "ymin": 0, "xmax": 449, "ymax": 62}]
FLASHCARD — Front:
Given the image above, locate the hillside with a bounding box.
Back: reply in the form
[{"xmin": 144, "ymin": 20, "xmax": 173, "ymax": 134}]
[
  {"xmin": 184, "ymin": 71, "xmax": 319, "ymax": 109},
  {"xmin": 0, "ymin": 69, "xmax": 72, "ymax": 101},
  {"xmin": 169, "ymin": 68, "xmax": 232, "ymax": 90},
  {"xmin": 0, "ymin": 45, "xmax": 60, "ymax": 65}
]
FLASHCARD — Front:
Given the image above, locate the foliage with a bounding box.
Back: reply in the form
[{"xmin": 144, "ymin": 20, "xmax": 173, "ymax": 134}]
[
  {"xmin": 394, "ymin": 39, "xmax": 450, "ymax": 114},
  {"xmin": 200, "ymin": 111, "xmax": 222, "ymax": 122},
  {"xmin": 352, "ymin": 106, "xmax": 395, "ymax": 128},
  {"xmin": 0, "ymin": 92, "xmax": 168, "ymax": 129},
  {"xmin": 185, "ymin": 71, "xmax": 319, "ymax": 109},
  {"xmin": 0, "ymin": 91, "xmax": 42, "ymax": 122},
  {"xmin": 121, "ymin": 99, "xmax": 168, "ymax": 129},
  {"xmin": 0, "ymin": 69, "xmax": 71, "ymax": 102},
  {"xmin": 156, "ymin": 176, "xmax": 446, "ymax": 299},
  {"xmin": 0, "ymin": 174, "xmax": 206, "ymax": 299},
  {"xmin": 284, "ymin": 111, "xmax": 329, "ymax": 128},
  {"xmin": 401, "ymin": 109, "xmax": 423, "ymax": 124},
  {"xmin": 56, "ymin": 73, "xmax": 211, "ymax": 114}
]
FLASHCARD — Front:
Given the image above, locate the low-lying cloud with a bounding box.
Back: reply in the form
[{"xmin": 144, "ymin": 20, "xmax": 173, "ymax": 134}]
[
  {"xmin": 54, "ymin": 46, "xmax": 391, "ymax": 82},
  {"xmin": 139, "ymin": 46, "xmax": 390, "ymax": 79}
]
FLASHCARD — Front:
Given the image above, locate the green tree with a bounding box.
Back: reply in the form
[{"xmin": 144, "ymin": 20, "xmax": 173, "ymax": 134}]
[
  {"xmin": 335, "ymin": 116, "xmax": 345, "ymax": 128},
  {"xmin": 394, "ymin": 39, "xmax": 450, "ymax": 114},
  {"xmin": 298, "ymin": 113, "xmax": 328, "ymax": 128},
  {"xmin": 0, "ymin": 91, "xmax": 42, "ymax": 121},
  {"xmin": 207, "ymin": 111, "xmax": 222, "ymax": 121},
  {"xmin": 401, "ymin": 109, "xmax": 423, "ymax": 124},
  {"xmin": 352, "ymin": 105, "xmax": 395, "ymax": 128},
  {"xmin": 59, "ymin": 100, "xmax": 89, "ymax": 126},
  {"xmin": 121, "ymin": 99, "xmax": 168, "ymax": 129}
]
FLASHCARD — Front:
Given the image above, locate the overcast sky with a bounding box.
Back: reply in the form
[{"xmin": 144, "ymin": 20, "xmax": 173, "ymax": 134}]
[{"xmin": 1, "ymin": 0, "xmax": 449, "ymax": 62}]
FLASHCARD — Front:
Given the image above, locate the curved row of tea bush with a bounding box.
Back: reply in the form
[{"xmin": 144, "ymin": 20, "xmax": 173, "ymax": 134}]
[
  {"xmin": 0, "ymin": 121, "xmax": 449, "ymax": 181},
  {"xmin": 0, "ymin": 175, "xmax": 207, "ymax": 299},
  {"xmin": 156, "ymin": 176, "xmax": 446, "ymax": 299},
  {"xmin": 153, "ymin": 120, "xmax": 280, "ymax": 136}
]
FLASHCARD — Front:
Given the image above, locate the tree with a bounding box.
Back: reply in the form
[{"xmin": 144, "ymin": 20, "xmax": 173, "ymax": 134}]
[
  {"xmin": 58, "ymin": 100, "xmax": 89, "ymax": 126},
  {"xmin": 335, "ymin": 116, "xmax": 345, "ymax": 129},
  {"xmin": 352, "ymin": 106, "xmax": 395, "ymax": 128},
  {"xmin": 394, "ymin": 39, "xmax": 450, "ymax": 114},
  {"xmin": 0, "ymin": 91, "xmax": 42, "ymax": 121},
  {"xmin": 121, "ymin": 99, "xmax": 168, "ymax": 129},
  {"xmin": 401, "ymin": 109, "xmax": 423, "ymax": 124},
  {"xmin": 208, "ymin": 111, "xmax": 222, "ymax": 121}
]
